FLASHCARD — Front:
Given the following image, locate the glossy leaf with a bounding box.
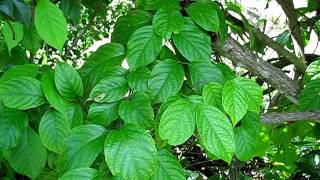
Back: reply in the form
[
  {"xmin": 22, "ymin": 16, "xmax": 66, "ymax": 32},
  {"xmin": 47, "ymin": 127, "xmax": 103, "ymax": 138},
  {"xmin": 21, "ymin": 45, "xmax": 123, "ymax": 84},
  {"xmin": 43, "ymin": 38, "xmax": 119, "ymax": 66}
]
[
  {"xmin": 0, "ymin": 77, "xmax": 45, "ymax": 110},
  {"xmin": 148, "ymin": 60, "xmax": 185, "ymax": 102},
  {"xmin": 104, "ymin": 124, "xmax": 157, "ymax": 180},
  {"xmin": 127, "ymin": 67, "xmax": 151, "ymax": 93},
  {"xmin": 39, "ymin": 109, "xmax": 70, "ymax": 154},
  {"xmin": 159, "ymin": 99, "xmax": 196, "ymax": 145},
  {"xmin": 35, "ymin": 0, "xmax": 68, "ymax": 51},
  {"xmin": 59, "ymin": 168, "xmax": 101, "ymax": 180},
  {"xmin": 119, "ymin": 93, "xmax": 154, "ymax": 129},
  {"xmin": 87, "ymin": 102, "xmax": 119, "ymax": 126},
  {"xmin": 0, "ymin": 64, "xmax": 38, "ymax": 82}
]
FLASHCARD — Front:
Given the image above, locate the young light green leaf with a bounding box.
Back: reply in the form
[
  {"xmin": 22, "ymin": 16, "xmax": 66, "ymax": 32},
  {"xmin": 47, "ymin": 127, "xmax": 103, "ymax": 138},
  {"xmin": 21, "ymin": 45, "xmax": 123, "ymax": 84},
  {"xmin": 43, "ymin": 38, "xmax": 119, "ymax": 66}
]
[
  {"xmin": 112, "ymin": 10, "xmax": 153, "ymax": 46},
  {"xmin": 186, "ymin": 1, "xmax": 220, "ymax": 32},
  {"xmin": 35, "ymin": 0, "xmax": 68, "ymax": 51},
  {"xmin": 153, "ymin": 150, "xmax": 185, "ymax": 180},
  {"xmin": 127, "ymin": 67, "xmax": 151, "ymax": 93},
  {"xmin": 0, "ymin": 64, "xmax": 38, "ymax": 82},
  {"xmin": 3, "ymin": 21, "xmax": 23, "ymax": 53},
  {"xmin": 300, "ymin": 80, "xmax": 320, "ymax": 110},
  {"xmin": 55, "ymin": 62, "xmax": 83, "ymax": 100},
  {"xmin": 173, "ymin": 18, "xmax": 212, "ymax": 62},
  {"xmin": 41, "ymin": 71, "xmax": 70, "ymax": 114},
  {"xmin": 119, "ymin": 93, "xmax": 154, "ymax": 129},
  {"xmin": 3, "ymin": 127, "xmax": 47, "ymax": 179},
  {"xmin": 303, "ymin": 59, "xmax": 320, "ymax": 84},
  {"xmin": 0, "ymin": 77, "xmax": 46, "ymax": 110},
  {"xmin": 148, "ymin": 59, "xmax": 185, "ymax": 102},
  {"xmin": 222, "ymin": 79, "xmax": 248, "ymax": 125},
  {"xmin": 88, "ymin": 102, "xmax": 119, "ymax": 126},
  {"xmin": 159, "ymin": 99, "xmax": 196, "ymax": 145},
  {"xmin": 59, "ymin": 168, "xmax": 101, "ymax": 180},
  {"xmin": 39, "ymin": 109, "xmax": 70, "ymax": 154},
  {"xmin": 127, "ymin": 25, "xmax": 163, "ymax": 70},
  {"xmin": 90, "ymin": 76, "xmax": 128, "ymax": 103},
  {"xmin": 196, "ymin": 104, "xmax": 235, "ymax": 163},
  {"xmin": 104, "ymin": 124, "xmax": 157, "ymax": 180},
  {"xmin": 235, "ymin": 111, "xmax": 261, "ymax": 161},
  {"xmin": 202, "ymin": 82, "xmax": 224, "ymax": 111},
  {"xmin": 64, "ymin": 125, "xmax": 107, "ymax": 170},
  {"xmin": 152, "ymin": 8, "xmax": 184, "ymax": 39},
  {"xmin": 189, "ymin": 61, "xmax": 224, "ymax": 93},
  {"xmin": 234, "ymin": 77, "xmax": 263, "ymax": 112},
  {"xmin": 0, "ymin": 109, "xmax": 28, "ymax": 150}
]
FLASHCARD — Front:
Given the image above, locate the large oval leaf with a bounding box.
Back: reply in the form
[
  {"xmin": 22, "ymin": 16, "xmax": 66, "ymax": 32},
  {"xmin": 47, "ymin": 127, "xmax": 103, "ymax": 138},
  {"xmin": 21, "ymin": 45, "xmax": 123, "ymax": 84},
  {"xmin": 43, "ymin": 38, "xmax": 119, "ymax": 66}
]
[
  {"xmin": 55, "ymin": 62, "xmax": 83, "ymax": 100},
  {"xmin": 300, "ymin": 80, "xmax": 320, "ymax": 110},
  {"xmin": 90, "ymin": 76, "xmax": 128, "ymax": 103},
  {"xmin": 3, "ymin": 127, "xmax": 47, "ymax": 179},
  {"xmin": 127, "ymin": 25, "xmax": 163, "ymax": 70},
  {"xmin": 235, "ymin": 111, "xmax": 261, "ymax": 161},
  {"xmin": 39, "ymin": 109, "xmax": 70, "ymax": 154},
  {"xmin": 0, "ymin": 109, "xmax": 28, "ymax": 150},
  {"xmin": 104, "ymin": 124, "xmax": 157, "ymax": 180},
  {"xmin": 152, "ymin": 8, "xmax": 184, "ymax": 39},
  {"xmin": 59, "ymin": 168, "xmax": 101, "ymax": 180},
  {"xmin": 153, "ymin": 150, "xmax": 185, "ymax": 180},
  {"xmin": 119, "ymin": 92, "xmax": 154, "ymax": 129},
  {"xmin": 159, "ymin": 99, "xmax": 196, "ymax": 145},
  {"xmin": 87, "ymin": 102, "xmax": 119, "ymax": 126},
  {"xmin": 173, "ymin": 18, "xmax": 212, "ymax": 62},
  {"xmin": 222, "ymin": 79, "xmax": 248, "ymax": 125},
  {"xmin": 0, "ymin": 77, "xmax": 45, "ymax": 110},
  {"xmin": 148, "ymin": 59, "xmax": 184, "ymax": 102},
  {"xmin": 0, "ymin": 64, "xmax": 38, "ymax": 82},
  {"xmin": 35, "ymin": 0, "xmax": 67, "ymax": 51},
  {"xmin": 64, "ymin": 125, "xmax": 107, "ymax": 170},
  {"xmin": 196, "ymin": 104, "xmax": 235, "ymax": 163}
]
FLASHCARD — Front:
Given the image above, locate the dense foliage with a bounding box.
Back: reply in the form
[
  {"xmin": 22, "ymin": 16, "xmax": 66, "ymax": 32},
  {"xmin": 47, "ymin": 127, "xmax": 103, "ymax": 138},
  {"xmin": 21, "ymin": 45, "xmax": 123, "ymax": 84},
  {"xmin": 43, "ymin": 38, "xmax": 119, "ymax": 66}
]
[{"xmin": 0, "ymin": 0, "xmax": 319, "ymax": 179}]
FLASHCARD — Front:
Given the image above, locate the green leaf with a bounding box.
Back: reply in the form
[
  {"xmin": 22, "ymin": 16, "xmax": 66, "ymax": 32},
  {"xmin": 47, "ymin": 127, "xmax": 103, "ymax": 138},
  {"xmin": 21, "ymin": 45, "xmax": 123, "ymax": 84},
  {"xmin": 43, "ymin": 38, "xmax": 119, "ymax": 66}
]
[
  {"xmin": 55, "ymin": 62, "xmax": 83, "ymax": 100},
  {"xmin": 222, "ymin": 79, "xmax": 248, "ymax": 125},
  {"xmin": 90, "ymin": 76, "xmax": 128, "ymax": 103},
  {"xmin": 127, "ymin": 67, "xmax": 151, "ymax": 93},
  {"xmin": 216, "ymin": 64, "xmax": 236, "ymax": 81},
  {"xmin": 136, "ymin": 0, "xmax": 180, "ymax": 10},
  {"xmin": 104, "ymin": 124, "xmax": 157, "ymax": 180},
  {"xmin": 234, "ymin": 77, "xmax": 262, "ymax": 112},
  {"xmin": 159, "ymin": 99, "xmax": 196, "ymax": 145},
  {"xmin": 119, "ymin": 93, "xmax": 154, "ymax": 129},
  {"xmin": 39, "ymin": 108, "xmax": 70, "ymax": 154},
  {"xmin": 12, "ymin": 0, "xmax": 32, "ymax": 26},
  {"xmin": 196, "ymin": 104, "xmax": 235, "ymax": 163},
  {"xmin": 87, "ymin": 102, "xmax": 119, "ymax": 126},
  {"xmin": 41, "ymin": 71, "xmax": 70, "ymax": 114},
  {"xmin": 64, "ymin": 125, "xmax": 107, "ymax": 170},
  {"xmin": 22, "ymin": 25, "xmax": 42, "ymax": 54},
  {"xmin": 148, "ymin": 59, "xmax": 185, "ymax": 102},
  {"xmin": 66, "ymin": 104, "xmax": 83, "ymax": 128},
  {"xmin": 153, "ymin": 150, "xmax": 185, "ymax": 180},
  {"xmin": 60, "ymin": 0, "xmax": 81, "ymax": 24},
  {"xmin": 59, "ymin": 168, "xmax": 101, "ymax": 180},
  {"xmin": 3, "ymin": 21, "xmax": 23, "ymax": 53},
  {"xmin": 112, "ymin": 10, "xmax": 152, "ymax": 46},
  {"xmin": 300, "ymin": 80, "xmax": 320, "ymax": 110},
  {"xmin": 303, "ymin": 59, "xmax": 320, "ymax": 84},
  {"xmin": 235, "ymin": 111, "xmax": 261, "ymax": 161},
  {"xmin": 0, "ymin": 109, "xmax": 28, "ymax": 150},
  {"xmin": 189, "ymin": 61, "xmax": 224, "ymax": 93},
  {"xmin": 186, "ymin": 1, "xmax": 220, "ymax": 32},
  {"xmin": 202, "ymin": 82, "xmax": 224, "ymax": 111},
  {"xmin": 0, "ymin": 77, "xmax": 45, "ymax": 110},
  {"xmin": 127, "ymin": 25, "xmax": 163, "ymax": 70},
  {"xmin": 35, "ymin": 0, "xmax": 68, "ymax": 51},
  {"xmin": 0, "ymin": 64, "xmax": 38, "ymax": 82},
  {"xmin": 3, "ymin": 127, "xmax": 47, "ymax": 179},
  {"xmin": 152, "ymin": 8, "xmax": 184, "ymax": 39},
  {"xmin": 173, "ymin": 18, "xmax": 212, "ymax": 62}
]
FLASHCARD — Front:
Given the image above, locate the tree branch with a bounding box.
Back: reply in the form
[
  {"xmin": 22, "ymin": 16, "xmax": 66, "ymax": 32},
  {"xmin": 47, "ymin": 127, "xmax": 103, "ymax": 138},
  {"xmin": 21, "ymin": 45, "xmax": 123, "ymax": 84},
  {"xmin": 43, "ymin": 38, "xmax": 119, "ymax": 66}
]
[
  {"xmin": 262, "ymin": 111, "xmax": 320, "ymax": 124},
  {"xmin": 215, "ymin": 36, "xmax": 300, "ymax": 104}
]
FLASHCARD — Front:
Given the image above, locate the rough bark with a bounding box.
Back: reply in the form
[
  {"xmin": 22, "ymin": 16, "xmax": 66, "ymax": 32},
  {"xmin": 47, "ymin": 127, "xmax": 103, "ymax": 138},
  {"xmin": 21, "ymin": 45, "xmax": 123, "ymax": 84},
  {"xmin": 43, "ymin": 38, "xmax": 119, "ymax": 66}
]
[
  {"xmin": 262, "ymin": 111, "xmax": 320, "ymax": 124},
  {"xmin": 216, "ymin": 36, "xmax": 301, "ymax": 104}
]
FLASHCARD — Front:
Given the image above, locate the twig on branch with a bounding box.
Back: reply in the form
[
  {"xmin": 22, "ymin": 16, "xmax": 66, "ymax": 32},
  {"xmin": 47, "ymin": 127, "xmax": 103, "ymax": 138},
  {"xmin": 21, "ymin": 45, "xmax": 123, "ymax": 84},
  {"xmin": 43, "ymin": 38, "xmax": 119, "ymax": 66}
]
[{"xmin": 262, "ymin": 111, "xmax": 320, "ymax": 124}]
